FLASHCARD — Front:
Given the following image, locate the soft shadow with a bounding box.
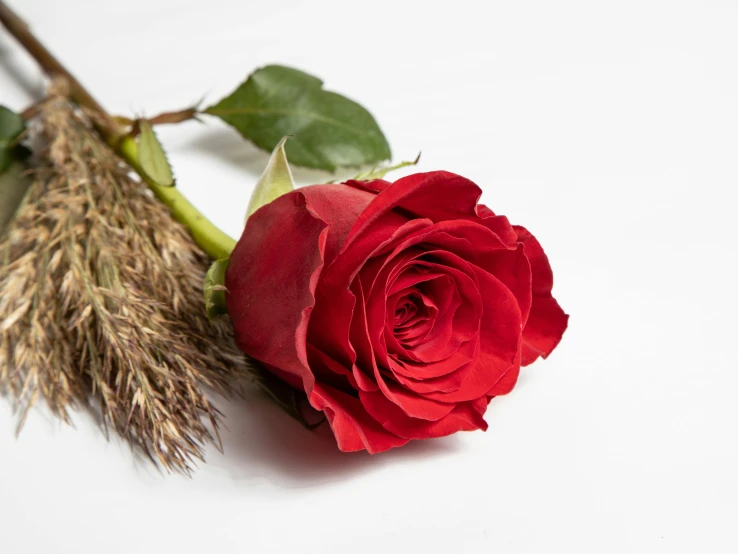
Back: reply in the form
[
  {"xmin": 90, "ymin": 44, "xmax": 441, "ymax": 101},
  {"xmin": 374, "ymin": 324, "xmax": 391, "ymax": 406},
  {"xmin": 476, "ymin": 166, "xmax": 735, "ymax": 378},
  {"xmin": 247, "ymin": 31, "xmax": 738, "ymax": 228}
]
[
  {"xmin": 0, "ymin": 42, "xmax": 45, "ymax": 99},
  {"xmin": 183, "ymin": 127, "xmax": 362, "ymax": 184},
  {"xmin": 205, "ymin": 387, "xmax": 464, "ymax": 488}
]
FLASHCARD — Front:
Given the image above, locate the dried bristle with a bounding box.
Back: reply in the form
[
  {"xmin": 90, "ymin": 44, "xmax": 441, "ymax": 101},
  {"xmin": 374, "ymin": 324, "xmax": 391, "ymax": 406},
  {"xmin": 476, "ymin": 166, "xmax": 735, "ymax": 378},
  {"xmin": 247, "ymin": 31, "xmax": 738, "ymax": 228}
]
[{"xmin": 0, "ymin": 96, "xmax": 254, "ymax": 473}]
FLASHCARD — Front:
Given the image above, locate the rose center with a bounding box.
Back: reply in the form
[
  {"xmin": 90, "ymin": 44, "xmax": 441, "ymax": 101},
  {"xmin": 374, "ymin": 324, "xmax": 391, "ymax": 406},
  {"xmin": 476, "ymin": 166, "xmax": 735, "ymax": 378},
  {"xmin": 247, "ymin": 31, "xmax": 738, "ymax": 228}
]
[
  {"xmin": 392, "ymin": 290, "xmax": 438, "ymax": 347},
  {"xmin": 394, "ymin": 295, "xmax": 420, "ymax": 327}
]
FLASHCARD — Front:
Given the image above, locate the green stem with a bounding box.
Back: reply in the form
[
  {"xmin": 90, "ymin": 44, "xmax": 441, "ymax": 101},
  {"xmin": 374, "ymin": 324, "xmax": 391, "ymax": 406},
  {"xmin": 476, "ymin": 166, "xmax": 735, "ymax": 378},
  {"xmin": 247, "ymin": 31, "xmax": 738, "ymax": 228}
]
[
  {"xmin": 118, "ymin": 137, "xmax": 235, "ymax": 259},
  {"xmin": 0, "ymin": 0, "xmax": 235, "ymax": 260}
]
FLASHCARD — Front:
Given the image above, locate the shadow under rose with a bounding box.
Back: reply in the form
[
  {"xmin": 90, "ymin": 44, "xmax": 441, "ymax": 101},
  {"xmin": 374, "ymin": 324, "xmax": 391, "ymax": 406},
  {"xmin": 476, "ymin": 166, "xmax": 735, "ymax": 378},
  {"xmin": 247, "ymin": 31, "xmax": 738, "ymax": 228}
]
[{"xmin": 204, "ymin": 387, "xmax": 465, "ymax": 488}]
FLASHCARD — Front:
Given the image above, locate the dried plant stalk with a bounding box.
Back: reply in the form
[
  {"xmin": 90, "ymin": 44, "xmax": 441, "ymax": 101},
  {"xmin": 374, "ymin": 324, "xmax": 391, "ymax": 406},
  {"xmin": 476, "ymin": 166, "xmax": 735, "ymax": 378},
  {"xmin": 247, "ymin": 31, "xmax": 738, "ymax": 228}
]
[{"xmin": 0, "ymin": 95, "xmax": 252, "ymax": 472}]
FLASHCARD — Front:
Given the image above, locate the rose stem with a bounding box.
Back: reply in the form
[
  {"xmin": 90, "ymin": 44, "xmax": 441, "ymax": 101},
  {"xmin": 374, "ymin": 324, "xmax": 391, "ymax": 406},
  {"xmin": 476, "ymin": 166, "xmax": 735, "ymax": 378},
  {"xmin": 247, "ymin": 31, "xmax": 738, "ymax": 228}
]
[{"xmin": 0, "ymin": 1, "xmax": 236, "ymax": 260}]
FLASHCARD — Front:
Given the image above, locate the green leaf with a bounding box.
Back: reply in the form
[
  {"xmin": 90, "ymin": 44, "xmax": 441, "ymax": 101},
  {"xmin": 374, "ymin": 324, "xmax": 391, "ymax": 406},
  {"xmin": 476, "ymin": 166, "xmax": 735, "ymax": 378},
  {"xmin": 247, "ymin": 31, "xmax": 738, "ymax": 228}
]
[
  {"xmin": 0, "ymin": 161, "xmax": 32, "ymax": 235},
  {"xmin": 246, "ymin": 136, "xmax": 295, "ymax": 219},
  {"xmin": 0, "ymin": 106, "xmax": 25, "ymax": 173},
  {"xmin": 203, "ymin": 257, "xmax": 229, "ymax": 319},
  {"xmin": 205, "ymin": 65, "xmax": 391, "ymax": 171},
  {"xmin": 137, "ymin": 119, "xmax": 175, "ymax": 187},
  {"xmin": 353, "ymin": 153, "xmax": 422, "ymax": 181}
]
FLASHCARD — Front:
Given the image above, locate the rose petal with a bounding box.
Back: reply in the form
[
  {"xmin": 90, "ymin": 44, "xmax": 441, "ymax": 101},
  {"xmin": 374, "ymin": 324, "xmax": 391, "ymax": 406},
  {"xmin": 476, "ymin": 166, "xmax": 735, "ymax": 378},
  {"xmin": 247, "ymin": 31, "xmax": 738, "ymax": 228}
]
[
  {"xmin": 422, "ymin": 266, "xmax": 523, "ymax": 403},
  {"xmin": 360, "ymin": 390, "xmax": 489, "ymax": 440},
  {"xmin": 390, "ymin": 292, "xmax": 437, "ymax": 347},
  {"xmin": 310, "ymin": 383, "xmax": 408, "ymax": 453},
  {"xmin": 346, "ymin": 172, "xmax": 518, "ymax": 245},
  {"xmin": 520, "ymin": 295, "xmax": 569, "ymax": 366},
  {"xmin": 352, "ymin": 280, "xmax": 458, "ymax": 422},
  {"xmin": 487, "ymin": 347, "xmax": 522, "ymax": 397},
  {"xmin": 307, "ymin": 344, "xmax": 361, "ymax": 391},
  {"xmin": 513, "ymin": 225, "xmax": 569, "ymax": 365},
  {"xmin": 387, "ymin": 221, "xmax": 532, "ymax": 327},
  {"xmin": 389, "ymin": 339, "xmax": 478, "ymax": 394},
  {"xmin": 347, "ymin": 280, "xmax": 382, "ymax": 392},
  {"xmin": 476, "ymin": 204, "xmax": 519, "ymax": 246},
  {"xmin": 226, "ymin": 190, "xmax": 328, "ymax": 393},
  {"xmin": 411, "ymin": 255, "xmax": 483, "ymax": 356},
  {"xmin": 375, "ymin": 376, "xmax": 457, "ymax": 421},
  {"xmin": 299, "ymin": 184, "xmax": 376, "ymax": 265},
  {"xmin": 359, "ymin": 230, "xmax": 489, "ymax": 365},
  {"xmin": 309, "ymin": 219, "xmax": 432, "ymax": 369}
]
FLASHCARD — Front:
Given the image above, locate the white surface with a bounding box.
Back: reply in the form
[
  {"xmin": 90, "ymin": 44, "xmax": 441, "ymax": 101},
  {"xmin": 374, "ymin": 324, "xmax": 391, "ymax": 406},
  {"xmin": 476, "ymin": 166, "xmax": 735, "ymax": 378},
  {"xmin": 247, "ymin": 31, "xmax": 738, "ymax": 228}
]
[{"xmin": 1, "ymin": 1, "xmax": 737, "ymax": 552}]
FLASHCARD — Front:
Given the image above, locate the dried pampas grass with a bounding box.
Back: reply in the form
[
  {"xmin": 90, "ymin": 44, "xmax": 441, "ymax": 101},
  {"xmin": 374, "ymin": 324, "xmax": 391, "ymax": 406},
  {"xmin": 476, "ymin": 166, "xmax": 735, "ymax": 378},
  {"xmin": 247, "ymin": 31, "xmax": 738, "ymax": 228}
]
[{"xmin": 0, "ymin": 94, "xmax": 252, "ymax": 473}]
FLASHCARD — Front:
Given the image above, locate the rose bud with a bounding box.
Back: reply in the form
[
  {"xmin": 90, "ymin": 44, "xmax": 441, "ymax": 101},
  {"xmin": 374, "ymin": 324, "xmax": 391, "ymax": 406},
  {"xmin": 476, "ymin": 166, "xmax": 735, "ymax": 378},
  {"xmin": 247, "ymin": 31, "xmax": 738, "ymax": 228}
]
[{"xmin": 226, "ymin": 171, "xmax": 568, "ymax": 453}]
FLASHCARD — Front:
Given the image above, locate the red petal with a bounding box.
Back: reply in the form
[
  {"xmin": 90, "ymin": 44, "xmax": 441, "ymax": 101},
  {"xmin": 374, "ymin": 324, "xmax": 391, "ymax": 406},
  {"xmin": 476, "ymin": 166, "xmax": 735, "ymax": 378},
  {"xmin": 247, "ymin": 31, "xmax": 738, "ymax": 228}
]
[
  {"xmin": 360, "ymin": 390, "xmax": 489, "ymax": 440},
  {"xmin": 422, "ymin": 266, "xmax": 523, "ymax": 403},
  {"xmin": 513, "ymin": 225, "xmax": 569, "ymax": 365},
  {"xmin": 352, "ymin": 280, "xmax": 459, "ymax": 422},
  {"xmin": 487, "ymin": 347, "xmax": 522, "ymax": 397},
  {"xmin": 476, "ymin": 204, "xmax": 518, "ymax": 246},
  {"xmin": 520, "ymin": 295, "xmax": 569, "ymax": 366},
  {"xmin": 309, "ymin": 219, "xmax": 431, "ymax": 369},
  {"xmin": 299, "ymin": 184, "xmax": 376, "ymax": 265},
  {"xmin": 389, "ymin": 340, "xmax": 478, "ymax": 394},
  {"xmin": 310, "ymin": 383, "xmax": 408, "ymax": 453},
  {"xmin": 346, "ymin": 172, "xmax": 518, "ymax": 245},
  {"xmin": 307, "ymin": 344, "xmax": 361, "ymax": 391},
  {"xmin": 226, "ymin": 190, "xmax": 328, "ymax": 394}
]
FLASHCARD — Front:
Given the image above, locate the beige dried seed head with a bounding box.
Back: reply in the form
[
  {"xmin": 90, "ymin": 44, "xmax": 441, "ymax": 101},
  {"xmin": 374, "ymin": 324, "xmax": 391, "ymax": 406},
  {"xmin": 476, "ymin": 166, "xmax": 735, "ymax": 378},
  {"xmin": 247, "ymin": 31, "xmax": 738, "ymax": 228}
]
[{"xmin": 0, "ymin": 96, "xmax": 255, "ymax": 473}]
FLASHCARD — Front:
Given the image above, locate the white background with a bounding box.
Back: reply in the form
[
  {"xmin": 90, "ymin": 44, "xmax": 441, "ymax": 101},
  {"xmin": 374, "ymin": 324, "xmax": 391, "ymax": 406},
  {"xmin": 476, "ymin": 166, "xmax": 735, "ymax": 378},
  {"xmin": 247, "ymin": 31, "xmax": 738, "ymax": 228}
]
[{"xmin": 1, "ymin": 0, "xmax": 737, "ymax": 552}]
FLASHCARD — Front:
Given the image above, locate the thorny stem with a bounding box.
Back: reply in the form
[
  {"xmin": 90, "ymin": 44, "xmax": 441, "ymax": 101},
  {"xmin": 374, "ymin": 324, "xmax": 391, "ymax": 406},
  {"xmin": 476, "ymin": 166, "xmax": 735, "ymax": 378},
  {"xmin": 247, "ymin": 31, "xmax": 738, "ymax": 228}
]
[{"xmin": 0, "ymin": 0, "xmax": 236, "ymax": 260}]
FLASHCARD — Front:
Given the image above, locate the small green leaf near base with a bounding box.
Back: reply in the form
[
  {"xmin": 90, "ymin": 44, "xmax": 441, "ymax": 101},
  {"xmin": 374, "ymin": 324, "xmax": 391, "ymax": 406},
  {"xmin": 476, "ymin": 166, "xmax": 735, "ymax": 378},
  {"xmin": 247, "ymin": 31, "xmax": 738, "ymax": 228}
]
[
  {"xmin": 0, "ymin": 160, "xmax": 32, "ymax": 235},
  {"xmin": 137, "ymin": 119, "xmax": 175, "ymax": 187},
  {"xmin": 0, "ymin": 106, "xmax": 25, "ymax": 173}
]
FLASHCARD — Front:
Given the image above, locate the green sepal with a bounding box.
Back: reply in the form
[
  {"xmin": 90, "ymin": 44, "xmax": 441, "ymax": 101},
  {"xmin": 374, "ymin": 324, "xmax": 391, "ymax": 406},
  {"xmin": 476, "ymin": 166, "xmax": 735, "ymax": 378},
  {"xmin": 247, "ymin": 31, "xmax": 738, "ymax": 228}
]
[
  {"xmin": 204, "ymin": 257, "xmax": 229, "ymax": 319},
  {"xmin": 246, "ymin": 136, "xmax": 295, "ymax": 220}
]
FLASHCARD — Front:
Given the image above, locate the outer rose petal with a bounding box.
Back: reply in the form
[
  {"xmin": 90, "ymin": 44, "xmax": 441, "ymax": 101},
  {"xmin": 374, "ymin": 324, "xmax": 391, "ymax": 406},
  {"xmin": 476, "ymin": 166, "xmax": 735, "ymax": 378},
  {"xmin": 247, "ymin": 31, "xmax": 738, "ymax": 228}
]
[
  {"xmin": 298, "ymin": 184, "xmax": 377, "ymax": 265},
  {"xmin": 226, "ymin": 190, "xmax": 327, "ymax": 393},
  {"xmin": 347, "ymin": 172, "xmax": 519, "ymax": 245},
  {"xmin": 520, "ymin": 295, "xmax": 568, "ymax": 366},
  {"xmin": 487, "ymin": 347, "xmax": 522, "ymax": 397},
  {"xmin": 227, "ymin": 184, "xmax": 377, "ymax": 393},
  {"xmin": 513, "ymin": 225, "xmax": 569, "ymax": 365},
  {"xmin": 310, "ymin": 383, "xmax": 408, "ymax": 453},
  {"xmin": 360, "ymin": 390, "xmax": 489, "ymax": 440}
]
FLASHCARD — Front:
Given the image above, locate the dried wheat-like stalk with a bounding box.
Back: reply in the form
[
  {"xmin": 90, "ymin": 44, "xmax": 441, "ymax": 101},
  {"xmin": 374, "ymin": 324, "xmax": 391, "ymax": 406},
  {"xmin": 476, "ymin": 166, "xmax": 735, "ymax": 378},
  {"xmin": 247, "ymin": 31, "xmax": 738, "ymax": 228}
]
[{"xmin": 0, "ymin": 95, "xmax": 252, "ymax": 472}]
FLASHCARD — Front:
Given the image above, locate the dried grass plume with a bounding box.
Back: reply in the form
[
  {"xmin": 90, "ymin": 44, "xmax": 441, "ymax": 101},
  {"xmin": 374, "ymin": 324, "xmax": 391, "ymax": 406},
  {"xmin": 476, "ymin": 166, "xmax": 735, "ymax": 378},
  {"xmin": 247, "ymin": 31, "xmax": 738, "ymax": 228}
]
[{"xmin": 0, "ymin": 92, "xmax": 253, "ymax": 473}]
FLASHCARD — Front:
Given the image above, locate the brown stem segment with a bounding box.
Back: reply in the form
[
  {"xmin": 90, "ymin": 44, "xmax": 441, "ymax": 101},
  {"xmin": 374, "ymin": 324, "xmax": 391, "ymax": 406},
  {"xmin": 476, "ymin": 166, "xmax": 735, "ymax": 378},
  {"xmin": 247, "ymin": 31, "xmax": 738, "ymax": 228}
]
[
  {"xmin": 0, "ymin": 1, "xmax": 107, "ymax": 117},
  {"xmin": 0, "ymin": 0, "xmax": 236, "ymax": 259},
  {"xmin": 123, "ymin": 108, "xmax": 199, "ymax": 138},
  {"xmin": 148, "ymin": 107, "xmax": 199, "ymax": 126}
]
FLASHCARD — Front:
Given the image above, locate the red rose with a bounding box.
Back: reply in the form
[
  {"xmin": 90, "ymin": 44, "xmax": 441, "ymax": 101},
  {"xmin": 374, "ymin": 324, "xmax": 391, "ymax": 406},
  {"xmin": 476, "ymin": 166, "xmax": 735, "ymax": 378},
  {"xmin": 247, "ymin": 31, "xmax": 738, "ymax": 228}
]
[{"xmin": 226, "ymin": 171, "xmax": 568, "ymax": 453}]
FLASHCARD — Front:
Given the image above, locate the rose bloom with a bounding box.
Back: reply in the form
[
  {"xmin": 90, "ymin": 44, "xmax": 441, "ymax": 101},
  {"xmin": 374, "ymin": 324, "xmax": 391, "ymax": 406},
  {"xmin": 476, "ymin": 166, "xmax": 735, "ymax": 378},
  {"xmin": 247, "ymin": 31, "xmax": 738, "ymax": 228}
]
[{"xmin": 226, "ymin": 171, "xmax": 568, "ymax": 453}]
